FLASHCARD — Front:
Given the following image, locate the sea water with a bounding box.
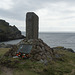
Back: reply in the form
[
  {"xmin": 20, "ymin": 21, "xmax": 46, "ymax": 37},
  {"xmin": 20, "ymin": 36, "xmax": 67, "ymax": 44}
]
[
  {"xmin": 39, "ymin": 32, "xmax": 75, "ymax": 51},
  {"xmin": 0, "ymin": 32, "xmax": 75, "ymax": 51}
]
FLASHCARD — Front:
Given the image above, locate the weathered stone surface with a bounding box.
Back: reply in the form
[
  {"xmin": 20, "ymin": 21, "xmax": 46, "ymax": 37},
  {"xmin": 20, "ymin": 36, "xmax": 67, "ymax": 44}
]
[
  {"xmin": 29, "ymin": 39, "xmax": 54, "ymax": 61},
  {"xmin": 42, "ymin": 55, "xmax": 46, "ymax": 60},
  {"xmin": 4, "ymin": 45, "xmax": 18, "ymax": 57},
  {"xmin": 26, "ymin": 12, "xmax": 39, "ymax": 40},
  {"xmin": 37, "ymin": 46, "xmax": 42, "ymax": 51},
  {"xmin": 36, "ymin": 55, "xmax": 41, "ymax": 61},
  {"xmin": 4, "ymin": 39, "xmax": 54, "ymax": 64}
]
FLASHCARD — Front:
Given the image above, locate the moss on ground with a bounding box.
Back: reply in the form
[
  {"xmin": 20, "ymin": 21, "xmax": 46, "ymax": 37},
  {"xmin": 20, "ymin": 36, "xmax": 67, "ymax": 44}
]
[
  {"xmin": 0, "ymin": 48, "xmax": 10, "ymax": 56},
  {"xmin": 0, "ymin": 48, "xmax": 75, "ymax": 75},
  {"xmin": 13, "ymin": 69, "xmax": 39, "ymax": 75}
]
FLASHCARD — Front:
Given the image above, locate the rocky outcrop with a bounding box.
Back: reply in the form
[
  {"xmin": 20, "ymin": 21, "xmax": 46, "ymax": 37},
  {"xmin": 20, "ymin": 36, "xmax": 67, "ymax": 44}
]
[
  {"xmin": 53, "ymin": 46, "xmax": 75, "ymax": 53},
  {"xmin": 29, "ymin": 39, "xmax": 54, "ymax": 62},
  {"xmin": 4, "ymin": 39, "xmax": 55, "ymax": 64},
  {"xmin": 2, "ymin": 39, "xmax": 75, "ymax": 65},
  {"xmin": 0, "ymin": 19, "xmax": 25, "ymax": 42}
]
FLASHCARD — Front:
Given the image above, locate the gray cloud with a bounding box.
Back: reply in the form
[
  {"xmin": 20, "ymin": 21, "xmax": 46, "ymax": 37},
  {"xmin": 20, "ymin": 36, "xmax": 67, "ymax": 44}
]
[
  {"xmin": 0, "ymin": 0, "xmax": 65, "ymax": 20},
  {"xmin": 0, "ymin": 0, "xmax": 75, "ymax": 32},
  {"xmin": 0, "ymin": 0, "xmax": 47, "ymax": 20},
  {"xmin": 0, "ymin": 0, "xmax": 75, "ymax": 20}
]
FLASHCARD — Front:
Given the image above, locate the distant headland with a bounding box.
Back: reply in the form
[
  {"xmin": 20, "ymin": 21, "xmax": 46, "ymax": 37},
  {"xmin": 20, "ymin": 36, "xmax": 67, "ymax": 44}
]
[{"xmin": 0, "ymin": 19, "xmax": 25, "ymax": 42}]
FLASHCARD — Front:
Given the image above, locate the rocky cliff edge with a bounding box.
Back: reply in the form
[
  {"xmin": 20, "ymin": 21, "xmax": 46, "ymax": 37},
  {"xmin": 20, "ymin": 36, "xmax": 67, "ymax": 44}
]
[{"xmin": 0, "ymin": 19, "xmax": 25, "ymax": 42}]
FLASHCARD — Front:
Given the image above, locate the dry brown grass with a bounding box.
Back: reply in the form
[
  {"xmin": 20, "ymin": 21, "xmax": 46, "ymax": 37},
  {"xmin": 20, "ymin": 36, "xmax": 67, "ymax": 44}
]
[{"xmin": 0, "ymin": 48, "xmax": 10, "ymax": 56}]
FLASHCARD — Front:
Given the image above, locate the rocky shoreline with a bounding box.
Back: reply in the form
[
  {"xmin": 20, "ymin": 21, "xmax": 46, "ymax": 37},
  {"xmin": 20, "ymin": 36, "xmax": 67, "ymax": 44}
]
[{"xmin": 53, "ymin": 46, "xmax": 75, "ymax": 53}]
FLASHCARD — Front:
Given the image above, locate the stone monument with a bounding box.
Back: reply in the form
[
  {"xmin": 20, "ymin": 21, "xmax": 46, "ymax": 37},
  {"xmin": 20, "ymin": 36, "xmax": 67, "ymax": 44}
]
[{"xmin": 26, "ymin": 12, "xmax": 39, "ymax": 40}]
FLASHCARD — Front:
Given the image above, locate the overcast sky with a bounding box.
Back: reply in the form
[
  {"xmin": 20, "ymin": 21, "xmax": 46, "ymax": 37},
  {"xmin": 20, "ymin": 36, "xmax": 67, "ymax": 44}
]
[{"xmin": 0, "ymin": 0, "xmax": 75, "ymax": 32}]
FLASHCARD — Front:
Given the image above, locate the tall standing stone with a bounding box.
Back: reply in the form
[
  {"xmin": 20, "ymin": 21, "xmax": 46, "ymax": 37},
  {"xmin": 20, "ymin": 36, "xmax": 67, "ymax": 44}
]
[{"xmin": 26, "ymin": 12, "xmax": 39, "ymax": 40}]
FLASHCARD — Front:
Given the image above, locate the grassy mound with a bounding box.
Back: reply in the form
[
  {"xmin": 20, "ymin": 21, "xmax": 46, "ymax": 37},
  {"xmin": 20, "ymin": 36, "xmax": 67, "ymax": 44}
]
[{"xmin": 0, "ymin": 48, "xmax": 75, "ymax": 75}]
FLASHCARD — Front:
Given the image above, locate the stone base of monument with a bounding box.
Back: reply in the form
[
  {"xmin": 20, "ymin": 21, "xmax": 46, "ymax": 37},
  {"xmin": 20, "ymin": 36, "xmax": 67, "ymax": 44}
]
[{"xmin": 4, "ymin": 39, "xmax": 55, "ymax": 64}]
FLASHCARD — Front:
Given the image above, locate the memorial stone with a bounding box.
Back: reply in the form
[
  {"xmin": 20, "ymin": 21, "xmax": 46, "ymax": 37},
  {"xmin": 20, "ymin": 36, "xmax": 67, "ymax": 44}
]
[{"xmin": 26, "ymin": 12, "xmax": 39, "ymax": 40}]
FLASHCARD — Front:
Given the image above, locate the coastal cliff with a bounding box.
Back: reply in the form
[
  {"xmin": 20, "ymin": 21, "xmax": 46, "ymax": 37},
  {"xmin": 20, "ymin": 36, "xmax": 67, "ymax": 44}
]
[{"xmin": 0, "ymin": 19, "xmax": 25, "ymax": 42}]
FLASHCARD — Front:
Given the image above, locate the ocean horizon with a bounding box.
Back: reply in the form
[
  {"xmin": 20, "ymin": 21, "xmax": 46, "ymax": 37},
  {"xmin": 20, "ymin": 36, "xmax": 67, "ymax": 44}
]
[{"xmin": 0, "ymin": 32, "xmax": 75, "ymax": 52}]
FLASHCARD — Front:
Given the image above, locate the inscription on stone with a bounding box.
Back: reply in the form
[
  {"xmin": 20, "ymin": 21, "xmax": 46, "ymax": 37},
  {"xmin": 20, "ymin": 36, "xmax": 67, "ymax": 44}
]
[{"xmin": 26, "ymin": 12, "xmax": 39, "ymax": 40}]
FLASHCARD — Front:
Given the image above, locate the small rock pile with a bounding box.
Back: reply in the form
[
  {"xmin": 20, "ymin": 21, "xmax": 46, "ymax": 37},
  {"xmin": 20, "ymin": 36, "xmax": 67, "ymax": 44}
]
[
  {"xmin": 4, "ymin": 39, "xmax": 55, "ymax": 63},
  {"xmin": 4, "ymin": 45, "xmax": 18, "ymax": 57},
  {"xmin": 18, "ymin": 39, "xmax": 55, "ymax": 62},
  {"xmin": 30, "ymin": 39, "xmax": 54, "ymax": 61},
  {"xmin": 53, "ymin": 46, "xmax": 75, "ymax": 53}
]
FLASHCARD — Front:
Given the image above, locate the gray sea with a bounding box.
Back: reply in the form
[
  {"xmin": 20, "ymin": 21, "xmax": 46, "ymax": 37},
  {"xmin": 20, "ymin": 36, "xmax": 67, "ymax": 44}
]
[{"xmin": 0, "ymin": 32, "xmax": 75, "ymax": 51}]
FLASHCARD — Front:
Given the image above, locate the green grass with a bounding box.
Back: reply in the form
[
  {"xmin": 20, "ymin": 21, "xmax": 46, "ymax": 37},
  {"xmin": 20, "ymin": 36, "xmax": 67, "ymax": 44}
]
[
  {"xmin": 0, "ymin": 48, "xmax": 40, "ymax": 75},
  {"xmin": 0, "ymin": 48, "xmax": 10, "ymax": 74},
  {"xmin": 0, "ymin": 25, "xmax": 8, "ymax": 34},
  {"xmin": 13, "ymin": 69, "xmax": 39, "ymax": 75},
  {"xmin": 47, "ymin": 50, "xmax": 75, "ymax": 75},
  {"xmin": 12, "ymin": 59, "xmax": 44, "ymax": 75},
  {"xmin": 0, "ymin": 48, "xmax": 10, "ymax": 56},
  {"xmin": 0, "ymin": 48, "xmax": 75, "ymax": 75}
]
